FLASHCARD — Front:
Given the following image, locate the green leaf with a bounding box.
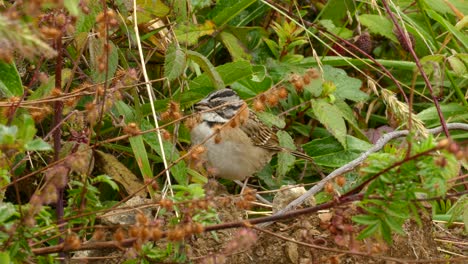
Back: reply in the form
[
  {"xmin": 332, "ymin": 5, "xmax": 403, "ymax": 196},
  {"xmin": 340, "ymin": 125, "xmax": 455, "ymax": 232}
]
[
  {"xmin": 352, "ymin": 214, "xmax": 379, "ymax": 225},
  {"xmin": 129, "ymin": 135, "xmax": 153, "ymax": 180},
  {"xmin": 90, "ymin": 39, "xmax": 119, "ymax": 83},
  {"xmin": 447, "ymin": 56, "xmax": 466, "ymax": 75},
  {"xmin": 318, "ymin": 19, "xmax": 353, "ymax": 39},
  {"xmin": 302, "ymin": 135, "xmax": 371, "ymax": 167},
  {"xmin": 187, "ymin": 61, "xmax": 253, "ymax": 93},
  {"xmin": 323, "ymin": 65, "xmax": 367, "ymax": 102},
  {"xmin": 15, "ymin": 114, "xmax": 36, "ymax": 143},
  {"xmin": 334, "ymin": 100, "xmax": 368, "ymax": 140},
  {"xmin": 141, "ymin": 121, "xmax": 188, "ymax": 185},
  {"xmin": 29, "ymin": 68, "xmax": 73, "ymax": 100},
  {"xmin": 0, "ymin": 61, "xmax": 23, "ymax": 97},
  {"xmin": 175, "ymin": 21, "xmax": 216, "ymax": 46},
  {"xmin": 311, "ymin": 98, "xmax": 347, "ymax": 147},
  {"xmin": 186, "ymin": 50, "xmax": 225, "ymax": 90},
  {"xmin": 0, "ymin": 251, "xmax": 10, "ymax": 264},
  {"xmin": 0, "ymin": 202, "xmax": 16, "ymax": 223},
  {"xmin": 218, "ymin": 31, "xmax": 252, "ymax": 61},
  {"xmin": 92, "ymin": 175, "xmax": 120, "ymax": 191},
  {"xmin": 211, "ymin": 0, "xmax": 257, "ymax": 27},
  {"xmin": 417, "ymin": 103, "xmax": 467, "ymax": 127},
  {"xmin": 383, "ymin": 215, "xmax": 404, "ymax": 235},
  {"xmin": 426, "ymin": 10, "xmax": 468, "ymax": 47},
  {"xmin": 319, "ymin": 0, "xmax": 355, "ymax": 24},
  {"xmin": 0, "ymin": 125, "xmax": 17, "ymax": 144},
  {"xmin": 136, "ymin": 0, "xmax": 170, "ymax": 23},
  {"xmin": 380, "ymin": 220, "xmax": 392, "ymax": 244},
  {"xmin": 358, "ymin": 14, "xmax": 398, "ymax": 42},
  {"xmin": 276, "ymin": 131, "xmax": 296, "ymax": 178},
  {"xmin": 256, "ymin": 111, "xmax": 285, "ymax": 129},
  {"xmin": 25, "ymin": 139, "xmax": 52, "ymax": 151},
  {"xmin": 164, "ymin": 44, "xmax": 186, "ymax": 81},
  {"xmin": 357, "ymin": 222, "xmax": 379, "ymax": 240},
  {"xmin": 75, "ymin": 0, "xmax": 101, "ymax": 33},
  {"xmin": 64, "ymin": 0, "xmax": 80, "ymax": 16}
]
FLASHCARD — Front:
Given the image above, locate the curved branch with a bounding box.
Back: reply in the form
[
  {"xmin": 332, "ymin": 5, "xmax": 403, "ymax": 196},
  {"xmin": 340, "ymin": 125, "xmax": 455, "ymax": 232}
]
[{"xmin": 267, "ymin": 123, "xmax": 468, "ymax": 223}]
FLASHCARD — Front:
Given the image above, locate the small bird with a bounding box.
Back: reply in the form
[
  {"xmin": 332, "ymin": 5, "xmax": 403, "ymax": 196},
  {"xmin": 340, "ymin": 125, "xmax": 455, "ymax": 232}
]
[{"xmin": 190, "ymin": 88, "xmax": 313, "ymax": 181}]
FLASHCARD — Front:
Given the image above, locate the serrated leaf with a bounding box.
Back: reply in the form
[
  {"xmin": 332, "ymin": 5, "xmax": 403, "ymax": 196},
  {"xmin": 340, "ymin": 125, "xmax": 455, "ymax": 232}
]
[
  {"xmin": 0, "ymin": 61, "xmax": 23, "ymax": 97},
  {"xmin": 187, "ymin": 50, "xmax": 225, "ymax": 90},
  {"xmin": 311, "ymin": 98, "xmax": 347, "ymax": 147},
  {"xmin": 276, "ymin": 131, "xmax": 296, "ymax": 178},
  {"xmin": 358, "ymin": 14, "xmax": 398, "ymax": 42},
  {"xmin": 164, "ymin": 44, "xmax": 186, "ymax": 81},
  {"xmin": 256, "ymin": 111, "xmax": 285, "ymax": 129},
  {"xmin": 175, "ymin": 20, "xmax": 216, "ymax": 46},
  {"xmin": 323, "ymin": 65, "xmax": 367, "ymax": 102}
]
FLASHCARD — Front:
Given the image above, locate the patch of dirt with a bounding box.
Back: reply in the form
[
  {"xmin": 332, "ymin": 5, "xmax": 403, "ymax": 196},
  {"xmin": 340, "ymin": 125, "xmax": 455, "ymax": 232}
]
[{"xmin": 190, "ymin": 203, "xmax": 457, "ymax": 264}]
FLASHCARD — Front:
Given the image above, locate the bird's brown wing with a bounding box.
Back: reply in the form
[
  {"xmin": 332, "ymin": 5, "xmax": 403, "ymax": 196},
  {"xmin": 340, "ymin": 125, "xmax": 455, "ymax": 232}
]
[
  {"xmin": 240, "ymin": 111, "xmax": 317, "ymax": 162},
  {"xmin": 240, "ymin": 111, "xmax": 281, "ymax": 152}
]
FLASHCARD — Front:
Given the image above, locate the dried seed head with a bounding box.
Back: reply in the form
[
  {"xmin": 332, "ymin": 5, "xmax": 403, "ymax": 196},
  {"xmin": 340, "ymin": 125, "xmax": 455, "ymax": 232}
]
[
  {"xmin": 289, "ymin": 74, "xmax": 304, "ymax": 92},
  {"xmin": 160, "ymin": 111, "xmax": 171, "ymax": 121},
  {"xmin": 63, "ymin": 233, "xmax": 81, "ymax": 251},
  {"xmin": 136, "ymin": 212, "xmax": 148, "ymax": 226},
  {"xmin": 253, "ymin": 99, "xmax": 265, "ymax": 112},
  {"xmin": 437, "ymin": 138, "xmax": 450, "ymax": 149},
  {"xmin": 114, "ymin": 228, "xmax": 126, "ymax": 243},
  {"xmin": 123, "ymin": 122, "xmax": 140, "ymax": 136},
  {"xmin": 152, "ymin": 227, "xmax": 163, "ymax": 240},
  {"xmin": 159, "ymin": 199, "xmax": 173, "ymax": 211},
  {"xmin": 303, "ymin": 74, "xmax": 311, "ymax": 85},
  {"xmin": 266, "ymin": 92, "xmax": 279, "ymax": 107},
  {"xmin": 278, "ymin": 86, "xmax": 288, "ymax": 99},
  {"xmin": 306, "ymin": 68, "xmax": 320, "ymax": 79},
  {"xmin": 335, "ymin": 176, "xmax": 346, "ymax": 187},
  {"xmin": 214, "ymin": 132, "xmax": 222, "ymax": 144},
  {"xmin": 92, "ymin": 229, "xmax": 105, "ymax": 241},
  {"xmin": 325, "ymin": 182, "xmax": 334, "ymax": 193}
]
